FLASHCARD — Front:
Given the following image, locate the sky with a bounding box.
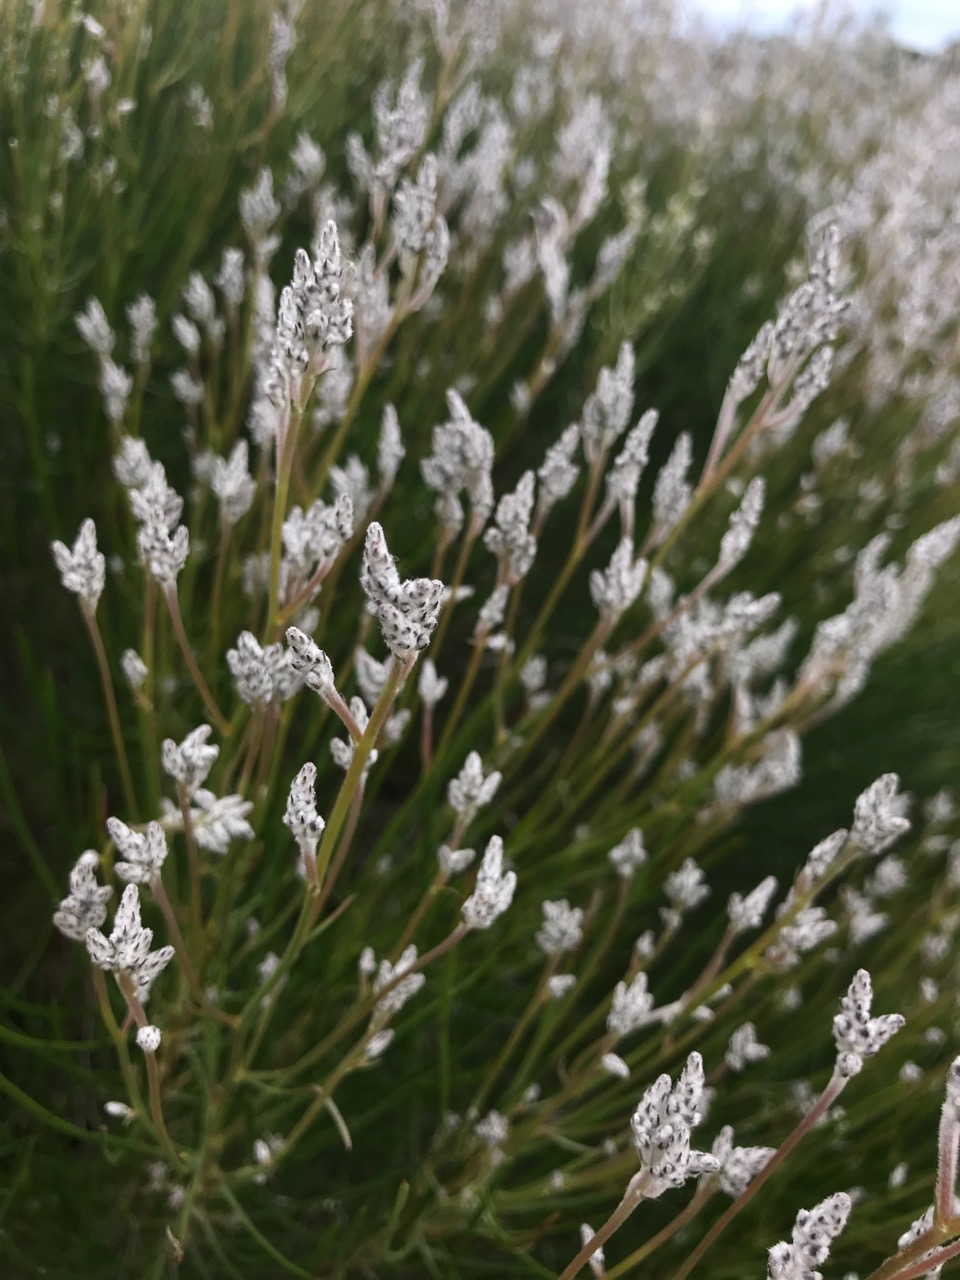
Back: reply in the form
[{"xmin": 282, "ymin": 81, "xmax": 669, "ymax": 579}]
[{"xmin": 689, "ymin": 0, "xmax": 960, "ymax": 51}]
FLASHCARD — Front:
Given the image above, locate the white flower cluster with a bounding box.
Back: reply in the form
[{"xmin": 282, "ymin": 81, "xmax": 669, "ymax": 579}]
[
  {"xmin": 371, "ymin": 944, "xmax": 426, "ymax": 1031},
  {"xmin": 718, "ymin": 477, "xmax": 766, "ymax": 573},
  {"xmin": 725, "ymin": 1023, "xmax": 770, "ymax": 1073},
  {"xmin": 651, "ymin": 433, "xmax": 693, "ymax": 542},
  {"xmin": 275, "ymin": 225, "xmax": 352, "ymax": 380},
  {"xmin": 728, "ymin": 876, "xmax": 778, "ymax": 933},
  {"xmin": 538, "ymin": 423, "xmax": 580, "ymax": 517},
  {"xmin": 850, "ymin": 773, "xmax": 911, "ymax": 855},
  {"xmin": 108, "ymin": 817, "xmax": 169, "ymax": 885},
  {"xmin": 360, "ymin": 522, "xmax": 444, "ymax": 658},
  {"xmin": 53, "ymin": 852, "xmax": 112, "ymax": 941},
  {"xmin": 228, "ymin": 631, "xmax": 302, "ymax": 705},
  {"xmin": 474, "ymin": 1109, "xmax": 509, "ymax": 1164},
  {"xmin": 391, "ymin": 153, "xmax": 445, "ymax": 263},
  {"xmin": 484, "ymin": 470, "xmax": 537, "ymax": 585},
  {"xmin": 378, "ymin": 404, "xmax": 405, "ymax": 489},
  {"xmin": 663, "ymin": 858, "xmax": 710, "ymax": 917},
  {"xmin": 608, "ymin": 972, "xmax": 655, "ymax": 1038},
  {"xmin": 283, "ymin": 763, "xmax": 326, "ymax": 862},
  {"xmin": 282, "ymin": 493, "xmax": 354, "ymax": 583},
  {"xmin": 121, "ymin": 648, "xmax": 149, "ymax": 693},
  {"xmin": 536, "ymin": 900, "xmax": 583, "ymax": 956},
  {"xmin": 240, "ymin": 168, "xmax": 280, "ymax": 258},
  {"xmin": 421, "ymin": 390, "xmax": 495, "ymax": 534},
  {"xmin": 350, "ymin": 59, "xmax": 429, "ymax": 198},
  {"xmin": 606, "ymin": 410, "xmax": 658, "ymax": 521},
  {"xmin": 630, "ymin": 1052, "xmax": 720, "ymax": 1197},
  {"xmin": 800, "ymin": 522, "xmax": 960, "ymax": 710},
  {"xmin": 418, "ymin": 658, "xmax": 448, "ymax": 708},
  {"xmin": 161, "ymin": 790, "xmax": 254, "ymax": 856},
  {"xmin": 285, "ymin": 626, "xmax": 336, "ymax": 695},
  {"xmin": 766, "ymin": 1192, "xmax": 851, "ymax": 1280},
  {"xmin": 590, "ymin": 538, "xmax": 647, "ymax": 623},
  {"xmin": 580, "ymin": 342, "xmax": 635, "ymax": 464},
  {"xmin": 128, "ymin": 458, "xmax": 190, "ymax": 585},
  {"xmin": 832, "ymin": 968, "xmax": 905, "ymax": 1077},
  {"xmin": 51, "ymin": 518, "xmax": 106, "ymax": 610},
  {"xmin": 84, "ymin": 884, "xmax": 175, "ymax": 1004},
  {"xmin": 136, "ymin": 1025, "xmax": 162, "ymax": 1053},
  {"xmin": 709, "ymin": 1125, "xmax": 775, "ymax": 1198},
  {"xmin": 209, "ymin": 441, "xmax": 256, "ymax": 524},
  {"xmin": 766, "ymin": 906, "xmax": 837, "ymax": 971},
  {"xmin": 75, "ymin": 296, "xmax": 135, "ymax": 424},
  {"xmin": 161, "ymin": 725, "xmax": 219, "ymax": 795},
  {"xmin": 461, "ymin": 836, "xmax": 516, "ymax": 930},
  {"xmin": 438, "ymin": 844, "xmax": 476, "ymax": 875},
  {"xmin": 609, "ymin": 828, "xmax": 647, "ymax": 878},
  {"xmin": 126, "ymin": 293, "xmax": 157, "ymax": 364},
  {"xmin": 448, "ymin": 751, "xmax": 501, "ymax": 818}
]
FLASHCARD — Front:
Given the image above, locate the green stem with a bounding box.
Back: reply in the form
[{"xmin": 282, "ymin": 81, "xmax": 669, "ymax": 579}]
[
  {"xmin": 115, "ymin": 970, "xmax": 184, "ymax": 1171},
  {"xmin": 231, "ymin": 657, "xmax": 411, "ymax": 1078},
  {"xmin": 271, "ymin": 1042, "xmax": 366, "ymax": 1165},
  {"xmin": 650, "ymin": 391, "xmax": 777, "ymax": 573},
  {"xmin": 269, "ymin": 923, "xmax": 469, "ymax": 1085},
  {"xmin": 511, "ymin": 538, "xmax": 584, "ymax": 680},
  {"xmin": 151, "ymin": 875, "xmax": 205, "ymax": 1009},
  {"xmin": 140, "ymin": 579, "xmax": 161, "ymax": 815},
  {"xmin": 435, "ymin": 637, "xmax": 488, "ymax": 759},
  {"xmin": 428, "ymin": 523, "xmax": 478, "ymax": 664},
  {"xmin": 177, "ymin": 783, "xmax": 205, "ymax": 950},
  {"xmin": 467, "ymin": 958, "xmax": 556, "ymax": 1120},
  {"xmin": 510, "ymin": 458, "xmax": 606, "ymax": 680},
  {"xmin": 164, "ymin": 585, "xmax": 230, "ymax": 735},
  {"xmin": 217, "ymin": 1184, "xmax": 316, "ymax": 1279},
  {"xmin": 314, "ymin": 652, "xmax": 411, "ymax": 891},
  {"xmin": 313, "ymin": 781, "xmax": 365, "ymax": 913},
  {"xmin": 208, "ymin": 517, "xmax": 231, "ymax": 667},
  {"xmin": 387, "ymin": 866, "xmax": 448, "ymax": 963},
  {"xmin": 82, "ymin": 606, "xmax": 138, "ymax": 818},
  {"xmin": 237, "ymin": 704, "xmax": 265, "ymax": 797},
  {"xmin": 605, "ymin": 1181, "xmax": 714, "ymax": 1280},
  {"xmin": 503, "ymin": 620, "xmax": 610, "ymax": 785},
  {"xmin": 558, "ymin": 1171, "xmax": 651, "ymax": 1280},
  {"xmin": 266, "ymin": 407, "xmax": 301, "ymax": 639},
  {"xmin": 310, "ymin": 299, "xmax": 408, "ymax": 496},
  {"xmin": 866, "ymin": 1231, "xmax": 960, "ymax": 1280},
  {"xmin": 492, "ymin": 582, "xmax": 525, "ymax": 743},
  {"xmin": 421, "ymin": 703, "xmax": 436, "ymax": 771},
  {"xmin": 92, "ymin": 966, "xmax": 145, "ymax": 1119}
]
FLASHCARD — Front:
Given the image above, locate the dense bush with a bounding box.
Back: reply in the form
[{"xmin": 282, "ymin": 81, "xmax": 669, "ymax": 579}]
[{"xmin": 3, "ymin": 2, "xmax": 960, "ymax": 1278}]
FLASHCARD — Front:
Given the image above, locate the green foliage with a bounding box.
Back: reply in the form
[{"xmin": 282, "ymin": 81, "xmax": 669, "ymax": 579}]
[{"xmin": 2, "ymin": 2, "xmax": 960, "ymax": 1279}]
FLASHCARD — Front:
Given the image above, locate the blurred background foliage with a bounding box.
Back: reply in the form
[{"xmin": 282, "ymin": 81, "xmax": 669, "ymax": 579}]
[{"xmin": 1, "ymin": 0, "xmax": 959, "ymax": 1277}]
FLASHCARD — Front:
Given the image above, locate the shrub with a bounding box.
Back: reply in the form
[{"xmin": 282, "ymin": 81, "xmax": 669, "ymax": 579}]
[{"xmin": 4, "ymin": 2, "xmax": 960, "ymax": 1278}]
